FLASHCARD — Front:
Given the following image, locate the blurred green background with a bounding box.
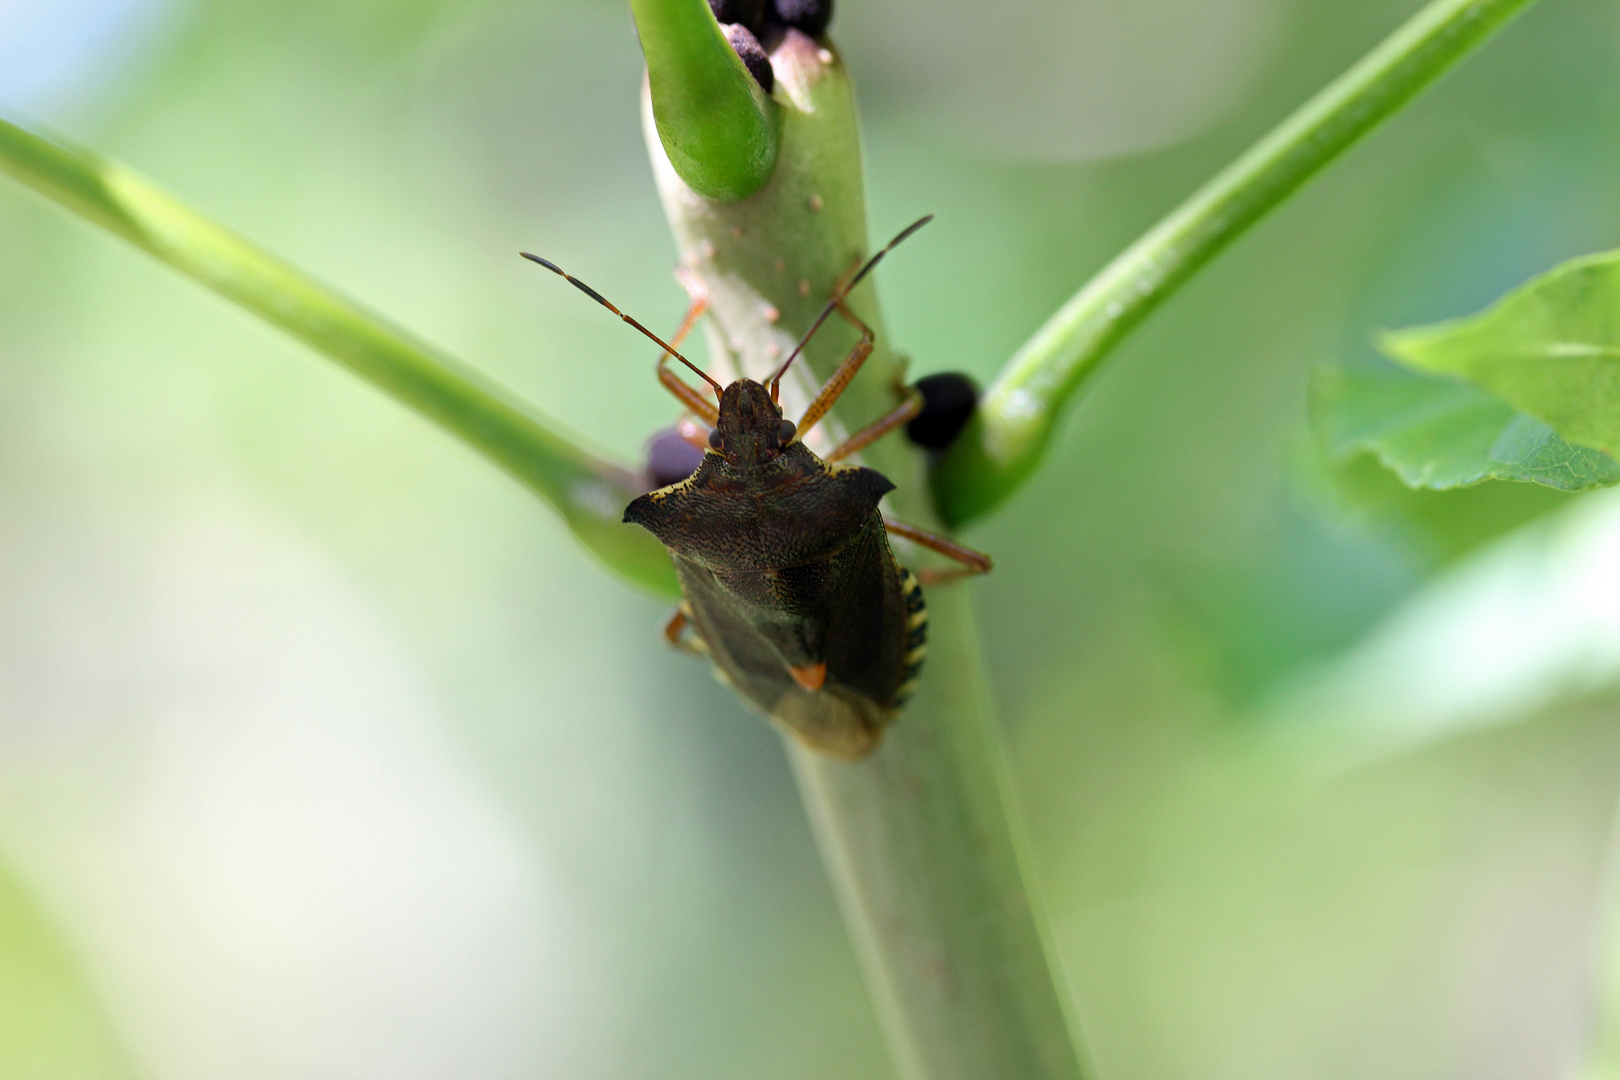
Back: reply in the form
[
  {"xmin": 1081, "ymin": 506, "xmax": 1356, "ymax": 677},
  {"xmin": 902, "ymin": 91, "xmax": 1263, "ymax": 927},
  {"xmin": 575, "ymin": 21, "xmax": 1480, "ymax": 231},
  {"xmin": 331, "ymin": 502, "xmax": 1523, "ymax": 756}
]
[{"xmin": 3, "ymin": 0, "xmax": 1620, "ymax": 1076}]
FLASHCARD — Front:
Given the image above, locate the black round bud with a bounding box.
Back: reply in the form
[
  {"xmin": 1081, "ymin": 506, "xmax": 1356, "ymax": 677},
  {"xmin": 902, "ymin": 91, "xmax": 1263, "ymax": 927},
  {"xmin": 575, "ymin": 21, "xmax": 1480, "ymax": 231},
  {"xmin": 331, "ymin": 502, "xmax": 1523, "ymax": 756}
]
[
  {"xmin": 905, "ymin": 372, "xmax": 979, "ymax": 451},
  {"xmin": 767, "ymin": 0, "xmax": 832, "ymax": 37},
  {"xmin": 723, "ymin": 23, "xmax": 773, "ymax": 92},
  {"xmin": 709, "ymin": 0, "xmax": 767, "ymax": 36},
  {"xmin": 645, "ymin": 427, "xmax": 708, "ymax": 489},
  {"xmin": 778, "ymin": 419, "xmax": 797, "ymax": 445},
  {"xmin": 708, "ymin": 426, "xmax": 724, "ymax": 449}
]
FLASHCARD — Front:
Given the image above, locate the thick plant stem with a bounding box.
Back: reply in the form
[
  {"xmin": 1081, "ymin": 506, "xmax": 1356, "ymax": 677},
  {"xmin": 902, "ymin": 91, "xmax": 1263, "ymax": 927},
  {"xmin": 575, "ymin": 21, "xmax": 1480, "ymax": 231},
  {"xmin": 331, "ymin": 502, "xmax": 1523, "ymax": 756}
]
[
  {"xmin": 642, "ymin": 31, "xmax": 1087, "ymax": 1080},
  {"xmin": 789, "ymin": 586, "xmax": 1082, "ymax": 1079},
  {"xmin": 933, "ymin": 0, "xmax": 1544, "ymax": 526}
]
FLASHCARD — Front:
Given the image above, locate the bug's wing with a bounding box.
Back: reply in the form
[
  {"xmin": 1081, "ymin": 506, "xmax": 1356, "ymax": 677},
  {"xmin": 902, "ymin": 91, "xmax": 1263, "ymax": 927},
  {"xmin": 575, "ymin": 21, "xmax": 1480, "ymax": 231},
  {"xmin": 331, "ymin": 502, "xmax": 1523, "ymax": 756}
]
[
  {"xmin": 674, "ymin": 515, "xmax": 914, "ymax": 757},
  {"xmin": 674, "ymin": 552, "xmax": 892, "ymax": 758}
]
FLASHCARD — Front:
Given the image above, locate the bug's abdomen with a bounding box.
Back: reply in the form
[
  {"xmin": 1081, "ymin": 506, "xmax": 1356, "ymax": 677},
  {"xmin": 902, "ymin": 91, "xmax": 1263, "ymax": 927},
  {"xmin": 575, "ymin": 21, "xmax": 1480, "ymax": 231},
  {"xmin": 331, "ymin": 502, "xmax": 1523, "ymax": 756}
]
[{"xmin": 892, "ymin": 566, "xmax": 928, "ymax": 707}]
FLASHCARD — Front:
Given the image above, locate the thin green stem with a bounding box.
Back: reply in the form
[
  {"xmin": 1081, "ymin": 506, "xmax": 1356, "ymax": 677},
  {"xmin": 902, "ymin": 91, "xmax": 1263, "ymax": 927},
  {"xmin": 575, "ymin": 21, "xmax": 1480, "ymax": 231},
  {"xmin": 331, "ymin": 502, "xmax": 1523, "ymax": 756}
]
[
  {"xmin": 933, "ymin": 0, "xmax": 1544, "ymax": 526},
  {"xmin": 633, "ymin": 0, "xmax": 779, "ymax": 202},
  {"xmin": 0, "ymin": 115, "xmax": 677, "ymax": 597}
]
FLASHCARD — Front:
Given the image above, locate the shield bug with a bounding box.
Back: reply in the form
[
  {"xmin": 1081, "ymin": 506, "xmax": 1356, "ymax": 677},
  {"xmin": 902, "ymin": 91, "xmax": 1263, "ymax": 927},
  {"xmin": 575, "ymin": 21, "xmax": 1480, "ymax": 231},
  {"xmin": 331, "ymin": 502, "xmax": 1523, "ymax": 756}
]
[{"xmin": 522, "ymin": 217, "xmax": 989, "ymax": 757}]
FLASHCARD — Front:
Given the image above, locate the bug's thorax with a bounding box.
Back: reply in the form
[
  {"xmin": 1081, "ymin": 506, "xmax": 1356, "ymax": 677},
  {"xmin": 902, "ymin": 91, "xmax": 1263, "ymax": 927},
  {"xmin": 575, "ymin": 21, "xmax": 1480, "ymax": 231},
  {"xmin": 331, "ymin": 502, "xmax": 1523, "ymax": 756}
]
[{"xmin": 712, "ymin": 379, "xmax": 793, "ymax": 469}]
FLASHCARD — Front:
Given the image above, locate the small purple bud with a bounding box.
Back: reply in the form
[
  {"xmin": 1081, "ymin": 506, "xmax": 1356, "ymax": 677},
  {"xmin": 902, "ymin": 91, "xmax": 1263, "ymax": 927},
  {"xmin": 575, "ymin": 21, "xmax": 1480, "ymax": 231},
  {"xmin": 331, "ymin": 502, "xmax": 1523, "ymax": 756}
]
[
  {"xmin": 723, "ymin": 23, "xmax": 774, "ymax": 93},
  {"xmin": 645, "ymin": 426, "xmax": 708, "ymax": 488},
  {"xmin": 767, "ymin": 0, "xmax": 832, "ymax": 38},
  {"xmin": 708, "ymin": 0, "xmax": 767, "ymax": 36},
  {"xmin": 906, "ymin": 372, "xmax": 978, "ymax": 451}
]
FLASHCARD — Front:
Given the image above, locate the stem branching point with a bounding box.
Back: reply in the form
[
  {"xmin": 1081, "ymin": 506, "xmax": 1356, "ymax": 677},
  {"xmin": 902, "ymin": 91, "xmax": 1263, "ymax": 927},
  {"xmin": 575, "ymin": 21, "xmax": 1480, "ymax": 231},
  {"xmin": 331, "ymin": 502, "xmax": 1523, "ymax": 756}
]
[{"xmin": 933, "ymin": 0, "xmax": 1543, "ymax": 526}]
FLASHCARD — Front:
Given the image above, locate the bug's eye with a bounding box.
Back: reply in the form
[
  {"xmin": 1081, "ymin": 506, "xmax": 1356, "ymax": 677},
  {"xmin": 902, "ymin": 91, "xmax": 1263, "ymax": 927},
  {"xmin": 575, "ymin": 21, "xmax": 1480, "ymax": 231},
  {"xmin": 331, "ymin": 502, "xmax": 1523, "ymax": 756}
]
[
  {"xmin": 778, "ymin": 419, "xmax": 797, "ymax": 445},
  {"xmin": 707, "ymin": 427, "xmax": 723, "ymax": 449}
]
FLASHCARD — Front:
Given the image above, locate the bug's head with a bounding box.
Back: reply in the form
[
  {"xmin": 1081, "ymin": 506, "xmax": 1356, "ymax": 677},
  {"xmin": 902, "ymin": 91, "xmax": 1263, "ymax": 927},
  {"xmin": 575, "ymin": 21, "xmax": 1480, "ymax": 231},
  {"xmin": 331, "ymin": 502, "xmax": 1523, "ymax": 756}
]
[{"xmin": 711, "ymin": 379, "xmax": 797, "ymax": 467}]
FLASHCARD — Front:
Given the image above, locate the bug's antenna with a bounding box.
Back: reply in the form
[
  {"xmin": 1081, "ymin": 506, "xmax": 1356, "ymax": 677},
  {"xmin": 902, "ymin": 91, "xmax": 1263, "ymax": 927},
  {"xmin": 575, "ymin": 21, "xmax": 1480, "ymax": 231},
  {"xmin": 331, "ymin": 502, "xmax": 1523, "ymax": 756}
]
[
  {"xmin": 768, "ymin": 214, "xmax": 934, "ymax": 395},
  {"xmin": 521, "ymin": 252, "xmax": 726, "ymax": 398}
]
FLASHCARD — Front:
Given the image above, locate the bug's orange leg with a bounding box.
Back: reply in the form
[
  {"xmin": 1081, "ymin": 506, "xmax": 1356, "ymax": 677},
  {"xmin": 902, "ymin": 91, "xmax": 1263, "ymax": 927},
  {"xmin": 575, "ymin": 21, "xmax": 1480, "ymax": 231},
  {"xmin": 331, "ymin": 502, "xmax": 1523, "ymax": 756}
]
[
  {"xmin": 785, "ymin": 244, "xmax": 882, "ymax": 424},
  {"xmin": 657, "ymin": 273, "xmax": 719, "ymax": 425},
  {"xmin": 883, "ymin": 519, "xmax": 993, "ymax": 586},
  {"xmin": 823, "ymin": 388, "xmax": 923, "ymax": 463},
  {"xmin": 662, "ymin": 603, "xmax": 707, "ymax": 654},
  {"xmin": 768, "ymin": 215, "xmax": 933, "ymax": 401},
  {"xmin": 796, "ymin": 299, "xmax": 876, "ymax": 439}
]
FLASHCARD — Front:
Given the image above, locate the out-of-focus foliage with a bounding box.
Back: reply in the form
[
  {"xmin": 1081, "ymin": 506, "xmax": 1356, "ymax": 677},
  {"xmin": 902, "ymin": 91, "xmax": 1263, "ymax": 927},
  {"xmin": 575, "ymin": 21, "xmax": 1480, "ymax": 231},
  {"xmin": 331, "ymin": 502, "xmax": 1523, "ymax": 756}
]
[
  {"xmin": 5, "ymin": 1, "xmax": 1620, "ymax": 1078},
  {"xmin": 0, "ymin": 857, "xmax": 137, "ymax": 1079}
]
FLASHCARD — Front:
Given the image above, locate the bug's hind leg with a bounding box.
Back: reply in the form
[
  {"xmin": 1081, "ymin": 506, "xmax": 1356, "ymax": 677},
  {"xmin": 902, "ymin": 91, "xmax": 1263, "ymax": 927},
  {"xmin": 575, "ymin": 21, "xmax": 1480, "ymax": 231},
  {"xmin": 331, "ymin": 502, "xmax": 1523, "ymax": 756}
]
[
  {"xmin": 662, "ymin": 603, "xmax": 708, "ymax": 655},
  {"xmin": 799, "ymin": 294, "xmax": 931, "ymax": 457},
  {"xmin": 883, "ymin": 519, "xmax": 993, "ymax": 586},
  {"xmin": 794, "ymin": 299, "xmax": 875, "ymax": 441}
]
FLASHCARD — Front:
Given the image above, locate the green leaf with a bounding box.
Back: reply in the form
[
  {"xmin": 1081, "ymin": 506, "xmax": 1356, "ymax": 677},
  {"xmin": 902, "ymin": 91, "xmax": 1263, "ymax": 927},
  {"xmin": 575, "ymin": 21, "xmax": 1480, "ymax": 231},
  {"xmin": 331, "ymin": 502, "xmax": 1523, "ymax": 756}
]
[
  {"xmin": 1311, "ymin": 360, "xmax": 1620, "ymax": 492},
  {"xmin": 631, "ymin": 0, "xmax": 779, "ymax": 203},
  {"xmin": 1384, "ymin": 250, "xmax": 1620, "ymax": 455}
]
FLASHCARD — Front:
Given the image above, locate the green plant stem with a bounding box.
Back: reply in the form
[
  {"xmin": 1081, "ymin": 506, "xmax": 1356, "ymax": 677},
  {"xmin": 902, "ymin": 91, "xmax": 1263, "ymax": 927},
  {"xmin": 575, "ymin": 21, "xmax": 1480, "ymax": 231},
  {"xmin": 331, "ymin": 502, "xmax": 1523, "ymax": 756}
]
[
  {"xmin": 641, "ymin": 32, "xmax": 1087, "ymax": 1080},
  {"xmin": 632, "ymin": 0, "xmax": 779, "ymax": 202},
  {"xmin": 788, "ymin": 586, "xmax": 1083, "ymax": 1080},
  {"xmin": 934, "ymin": 0, "xmax": 1544, "ymax": 526},
  {"xmin": 0, "ymin": 115, "xmax": 677, "ymax": 597}
]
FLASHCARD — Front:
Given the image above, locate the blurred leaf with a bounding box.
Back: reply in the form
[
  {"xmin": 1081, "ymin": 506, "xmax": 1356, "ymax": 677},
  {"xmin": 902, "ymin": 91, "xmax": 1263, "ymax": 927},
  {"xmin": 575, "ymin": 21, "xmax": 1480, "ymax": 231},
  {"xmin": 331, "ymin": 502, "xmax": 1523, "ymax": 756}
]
[
  {"xmin": 1384, "ymin": 249, "xmax": 1620, "ymax": 455},
  {"xmin": 1255, "ymin": 485, "xmax": 1620, "ymax": 773},
  {"xmin": 0, "ymin": 858, "xmax": 138, "ymax": 1079},
  {"xmin": 1311, "ymin": 359, "xmax": 1620, "ymax": 491}
]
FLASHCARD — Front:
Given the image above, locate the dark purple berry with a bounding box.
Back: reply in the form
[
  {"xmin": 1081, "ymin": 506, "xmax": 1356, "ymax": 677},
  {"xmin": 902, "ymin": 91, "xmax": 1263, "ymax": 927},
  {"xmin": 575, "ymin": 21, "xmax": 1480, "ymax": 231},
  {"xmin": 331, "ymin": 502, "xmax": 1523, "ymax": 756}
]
[
  {"xmin": 645, "ymin": 426, "xmax": 707, "ymax": 489},
  {"xmin": 768, "ymin": 0, "xmax": 832, "ymax": 38},
  {"xmin": 906, "ymin": 372, "xmax": 978, "ymax": 451},
  {"xmin": 709, "ymin": 0, "xmax": 767, "ymax": 36},
  {"xmin": 723, "ymin": 23, "xmax": 773, "ymax": 93}
]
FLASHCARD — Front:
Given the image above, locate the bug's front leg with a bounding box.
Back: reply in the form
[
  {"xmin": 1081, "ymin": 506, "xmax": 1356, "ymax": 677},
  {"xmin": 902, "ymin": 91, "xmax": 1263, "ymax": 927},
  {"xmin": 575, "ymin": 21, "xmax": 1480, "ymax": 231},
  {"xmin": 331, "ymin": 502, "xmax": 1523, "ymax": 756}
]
[
  {"xmin": 656, "ymin": 271, "xmax": 719, "ymax": 426},
  {"xmin": 883, "ymin": 519, "xmax": 993, "ymax": 586}
]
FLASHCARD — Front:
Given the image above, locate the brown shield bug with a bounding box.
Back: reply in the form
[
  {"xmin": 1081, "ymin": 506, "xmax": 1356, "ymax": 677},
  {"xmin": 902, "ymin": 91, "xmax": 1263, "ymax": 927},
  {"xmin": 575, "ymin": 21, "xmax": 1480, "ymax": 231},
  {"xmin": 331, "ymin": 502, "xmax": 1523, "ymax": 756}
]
[{"xmin": 523, "ymin": 217, "xmax": 989, "ymax": 757}]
